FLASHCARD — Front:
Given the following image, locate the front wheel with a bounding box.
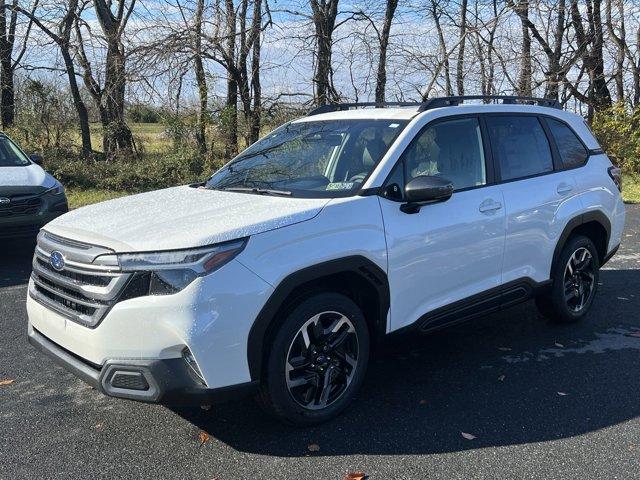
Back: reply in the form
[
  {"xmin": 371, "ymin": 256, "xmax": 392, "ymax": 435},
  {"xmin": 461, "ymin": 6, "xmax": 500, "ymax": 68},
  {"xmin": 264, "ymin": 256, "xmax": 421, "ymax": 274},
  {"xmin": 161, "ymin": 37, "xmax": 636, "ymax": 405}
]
[
  {"xmin": 258, "ymin": 292, "xmax": 370, "ymax": 425},
  {"xmin": 536, "ymin": 235, "xmax": 599, "ymax": 323}
]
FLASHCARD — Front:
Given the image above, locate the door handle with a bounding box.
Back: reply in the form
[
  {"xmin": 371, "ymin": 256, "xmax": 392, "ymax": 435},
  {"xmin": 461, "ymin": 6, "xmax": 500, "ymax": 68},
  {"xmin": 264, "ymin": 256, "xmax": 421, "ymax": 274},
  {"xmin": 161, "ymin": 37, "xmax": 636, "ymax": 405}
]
[
  {"xmin": 479, "ymin": 199, "xmax": 502, "ymax": 213},
  {"xmin": 557, "ymin": 183, "xmax": 573, "ymax": 195}
]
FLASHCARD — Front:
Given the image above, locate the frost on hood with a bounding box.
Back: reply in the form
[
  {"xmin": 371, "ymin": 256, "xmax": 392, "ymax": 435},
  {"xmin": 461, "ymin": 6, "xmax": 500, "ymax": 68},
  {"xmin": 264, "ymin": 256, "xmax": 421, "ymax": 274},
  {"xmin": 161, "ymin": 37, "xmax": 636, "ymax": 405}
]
[{"xmin": 46, "ymin": 185, "xmax": 330, "ymax": 251}]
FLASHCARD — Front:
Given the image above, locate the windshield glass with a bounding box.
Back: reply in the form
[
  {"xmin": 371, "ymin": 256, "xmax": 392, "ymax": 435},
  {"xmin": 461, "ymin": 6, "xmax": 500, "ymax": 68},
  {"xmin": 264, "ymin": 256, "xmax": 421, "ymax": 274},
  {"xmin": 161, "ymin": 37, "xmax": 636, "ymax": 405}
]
[
  {"xmin": 0, "ymin": 136, "xmax": 30, "ymax": 167},
  {"xmin": 206, "ymin": 119, "xmax": 408, "ymax": 198}
]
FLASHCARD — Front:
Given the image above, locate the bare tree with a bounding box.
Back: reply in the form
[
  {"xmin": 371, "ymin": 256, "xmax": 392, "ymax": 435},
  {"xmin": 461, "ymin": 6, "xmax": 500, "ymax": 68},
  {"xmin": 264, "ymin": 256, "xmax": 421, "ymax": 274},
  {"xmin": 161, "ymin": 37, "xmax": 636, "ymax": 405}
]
[
  {"xmin": 568, "ymin": 0, "xmax": 612, "ymax": 117},
  {"xmin": 310, "ymin": 0, "xmax": 340, "ymax": 105},
  {"xmin": 374, "ymin": 0, "xmax": 398, "ymax": 103},
  {"xmin": 8, "ymin": 0, "xmax": 92, "ymax": 155},
  {"xmin": 0, "ymin": 0, "xmax": 37, "ymax": 128},
  {"xmin": 75, "ymin": 0, "xmax": 136, "ymax": 158},
  {"xmin": 515, "ymin": 0, "xmax": 532, "ymax": 96},
  {"xmin": 456, "ymin": 0, "xmax": 468, "ymax": 95}
]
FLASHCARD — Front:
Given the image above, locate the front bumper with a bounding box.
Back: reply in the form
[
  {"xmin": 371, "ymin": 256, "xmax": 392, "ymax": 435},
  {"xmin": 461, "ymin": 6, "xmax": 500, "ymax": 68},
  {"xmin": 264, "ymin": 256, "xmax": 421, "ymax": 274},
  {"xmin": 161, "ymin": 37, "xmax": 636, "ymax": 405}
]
[
  {"xmin": 0, "ymin": 193, "xmax": 68, "ymax": 240},
  {"xmin": 27, "ymin": 257, "xmax": 274, "ymax": 392},
  {"xmin": 28, "ymin": 327, "xmax": 259, "ymax": 404}
]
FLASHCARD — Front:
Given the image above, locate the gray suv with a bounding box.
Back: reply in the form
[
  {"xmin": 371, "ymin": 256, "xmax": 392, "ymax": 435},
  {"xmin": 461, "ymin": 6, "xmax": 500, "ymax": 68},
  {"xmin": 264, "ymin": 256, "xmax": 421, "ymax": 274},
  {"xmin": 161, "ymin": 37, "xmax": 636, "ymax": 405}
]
[{"xmin": 0, "ymin": 134, "xmax": 68, "ymax": 240}]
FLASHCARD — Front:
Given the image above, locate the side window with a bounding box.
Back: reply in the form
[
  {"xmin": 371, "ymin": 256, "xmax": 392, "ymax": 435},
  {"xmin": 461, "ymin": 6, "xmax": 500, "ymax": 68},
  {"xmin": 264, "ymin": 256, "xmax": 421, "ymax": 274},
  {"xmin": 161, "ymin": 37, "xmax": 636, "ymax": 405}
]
[
  {"xmin": 400, "ymin": 117, "xmax": 487, "ymax": 190},
  {"xmin": 486, "ymin": 116, "xmax": 554, "ymax": 181},
  {"xmin": 546, "ymin": 118, "xmax": 589, "ymax": 169}
]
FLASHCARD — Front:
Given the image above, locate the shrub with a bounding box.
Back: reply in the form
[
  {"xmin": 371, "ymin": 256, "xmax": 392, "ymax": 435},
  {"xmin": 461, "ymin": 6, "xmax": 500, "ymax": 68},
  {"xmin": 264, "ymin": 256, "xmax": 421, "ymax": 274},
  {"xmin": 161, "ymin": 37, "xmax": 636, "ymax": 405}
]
[
  {"xmin": 591, "ymin": 103, "xmax": 640, "ymax": 173},
  {"xmin": 44, "ymin": 150, "xmax": 219, "ymax": 192},
  {"xmin": 127, "ymin": 103, "xmax": 162, "ymax": 123}
]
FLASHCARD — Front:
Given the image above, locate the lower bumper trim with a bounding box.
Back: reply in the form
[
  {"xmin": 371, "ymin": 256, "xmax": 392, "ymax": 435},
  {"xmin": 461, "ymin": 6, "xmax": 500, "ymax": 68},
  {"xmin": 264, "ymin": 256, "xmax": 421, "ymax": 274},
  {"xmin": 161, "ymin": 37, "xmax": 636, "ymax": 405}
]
[{"xmin": 28, "ymin": 328, "xmax": 259, "ymax": 405}]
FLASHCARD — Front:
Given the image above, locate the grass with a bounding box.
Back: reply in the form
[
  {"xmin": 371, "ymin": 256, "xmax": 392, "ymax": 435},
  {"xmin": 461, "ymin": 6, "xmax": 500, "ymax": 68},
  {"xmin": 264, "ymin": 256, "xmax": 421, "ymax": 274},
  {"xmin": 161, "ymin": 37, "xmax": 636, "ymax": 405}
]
[
  {"xmin": 66, "ymin": 188, "xmax": 130, "ymax": 209},
  {"xmin": 623, "ymin": 173, "xmax": 640, "ymax": 204}
]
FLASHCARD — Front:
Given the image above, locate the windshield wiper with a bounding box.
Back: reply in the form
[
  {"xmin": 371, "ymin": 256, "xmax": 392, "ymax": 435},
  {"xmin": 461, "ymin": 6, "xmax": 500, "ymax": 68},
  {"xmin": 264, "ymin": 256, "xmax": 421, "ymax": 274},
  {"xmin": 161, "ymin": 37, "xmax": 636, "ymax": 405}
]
[{"xmin": 222, "ymin": 186, "xmax": 293, "ymax": 197}]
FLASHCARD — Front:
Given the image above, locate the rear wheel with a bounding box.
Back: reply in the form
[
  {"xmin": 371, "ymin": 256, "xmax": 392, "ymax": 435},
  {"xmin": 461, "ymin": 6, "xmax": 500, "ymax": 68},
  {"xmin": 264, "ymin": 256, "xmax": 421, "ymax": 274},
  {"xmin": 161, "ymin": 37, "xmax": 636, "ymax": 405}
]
[
  {"xmin": 536, "ymin": 235, "xmax": 599, "ymax": 323},
  {"xmin": 258, "ymin": 292, "xmax": 369, "ymax": 425}
]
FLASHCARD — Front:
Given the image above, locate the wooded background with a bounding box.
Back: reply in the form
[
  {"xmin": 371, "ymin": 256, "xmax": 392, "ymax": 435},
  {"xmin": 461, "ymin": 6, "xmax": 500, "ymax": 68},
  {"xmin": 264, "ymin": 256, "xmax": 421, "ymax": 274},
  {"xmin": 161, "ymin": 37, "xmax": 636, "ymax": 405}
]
[{"xmin": 3, "ymin": 0, "xmax": 640, "ymax": 195}]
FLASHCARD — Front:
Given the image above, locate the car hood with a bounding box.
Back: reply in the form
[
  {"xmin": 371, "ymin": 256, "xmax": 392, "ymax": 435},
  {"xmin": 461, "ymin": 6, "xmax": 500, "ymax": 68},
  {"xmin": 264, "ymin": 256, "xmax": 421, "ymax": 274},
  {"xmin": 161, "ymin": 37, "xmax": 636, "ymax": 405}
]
[
  {"xmin": 1, "ymin": 164, "xmax": 51, "ymax": 188},
  {"xmin": 43, "ymin": 185, "xmax": 330, "ymax": 252}
]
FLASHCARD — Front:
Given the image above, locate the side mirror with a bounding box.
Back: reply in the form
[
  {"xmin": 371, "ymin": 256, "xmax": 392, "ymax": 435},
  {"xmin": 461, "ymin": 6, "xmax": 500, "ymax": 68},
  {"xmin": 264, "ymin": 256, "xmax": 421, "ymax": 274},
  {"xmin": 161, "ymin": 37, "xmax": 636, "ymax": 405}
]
[
  {"xmin": 30, "ymin": 154, "xmax": 43, "ymax": 166},
  {"xmin": 401, "ymin": 175, "xmax": 454, "ymax": 214}
]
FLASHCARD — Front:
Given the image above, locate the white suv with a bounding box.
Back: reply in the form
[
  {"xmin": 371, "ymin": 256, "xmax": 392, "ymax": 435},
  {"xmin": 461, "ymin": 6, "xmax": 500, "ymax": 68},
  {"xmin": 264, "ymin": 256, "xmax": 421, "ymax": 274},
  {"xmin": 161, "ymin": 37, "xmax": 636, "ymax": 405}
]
[{"xmin": 27, "ymin": 96, "xmax": 625, "ymax": 425}]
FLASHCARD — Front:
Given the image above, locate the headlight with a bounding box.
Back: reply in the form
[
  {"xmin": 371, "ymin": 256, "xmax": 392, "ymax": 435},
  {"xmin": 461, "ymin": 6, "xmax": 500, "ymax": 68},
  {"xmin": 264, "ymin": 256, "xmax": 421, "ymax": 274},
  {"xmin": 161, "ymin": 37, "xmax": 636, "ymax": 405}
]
[
  {"xmin": 44, "ymin": 183, "xmax": 64, "ymax": 196},
  {"xmin": 107, "ymin": 238, "xmax": 247, "ymax": 295}
]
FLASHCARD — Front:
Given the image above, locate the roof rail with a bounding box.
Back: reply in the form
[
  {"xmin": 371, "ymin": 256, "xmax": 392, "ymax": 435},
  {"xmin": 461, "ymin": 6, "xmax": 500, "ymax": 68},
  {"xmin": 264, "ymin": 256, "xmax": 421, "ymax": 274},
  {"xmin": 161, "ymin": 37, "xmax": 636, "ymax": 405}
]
[
  {"xmin": 418, "ymin": 95, "xmax": 561, "ymax": 111},
  {"xmin": 307, "ymin": 102, "xmax": 421, "ymax": 116},
  {"xmin": 306, "ymin": 95, "xmax": 561, "ymax": 117}
]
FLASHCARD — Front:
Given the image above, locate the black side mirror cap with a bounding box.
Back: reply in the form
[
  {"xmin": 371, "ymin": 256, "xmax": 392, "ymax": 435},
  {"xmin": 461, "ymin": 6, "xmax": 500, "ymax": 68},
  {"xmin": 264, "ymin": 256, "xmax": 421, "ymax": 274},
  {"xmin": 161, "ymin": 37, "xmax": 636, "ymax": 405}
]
[
  {"xmin": 30, "ymin": 154, "xmax": 44, "ymax": 166},
  {"xmin": 401, "ymin": 175, "xmax": 454, "ymax": 213}
]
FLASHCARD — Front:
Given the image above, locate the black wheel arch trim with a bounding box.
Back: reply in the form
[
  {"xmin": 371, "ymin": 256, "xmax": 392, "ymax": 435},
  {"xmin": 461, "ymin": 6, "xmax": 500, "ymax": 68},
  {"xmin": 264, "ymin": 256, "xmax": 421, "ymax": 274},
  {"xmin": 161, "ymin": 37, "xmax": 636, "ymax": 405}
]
[
  {"xmin": 247, "ymin": 255, "xmax": 389, "ymax": 381},
  {"xmin": 552, "ymin": 210, "xmax": 611, "ymax": 271}
]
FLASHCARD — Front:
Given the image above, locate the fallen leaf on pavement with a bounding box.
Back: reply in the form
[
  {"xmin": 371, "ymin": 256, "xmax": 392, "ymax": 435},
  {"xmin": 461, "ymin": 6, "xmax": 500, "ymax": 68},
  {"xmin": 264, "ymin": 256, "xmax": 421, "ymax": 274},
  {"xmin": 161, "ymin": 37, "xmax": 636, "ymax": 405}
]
[
  {"xmin": 461, "ymin": 432, "xmax": 476, "ymax": 440},
  {"xmin": 554, "ymin": 343, "xmax": 564, "ymax": 348},
  {"xmin": 344, "ymin": 472, "xmax": 366, "ymax": 480},
  {"xmin": 557, "ymin": 392, "xmax": 568, "ymax": 396},
  {"xmin": 0, "ymin": 379, "xmax": 14, "ymax": 386},
  {"xmin": 198, "ymin": 431, "xmax": 210, "ymax": 447},
  {"xmin": 498, "ymin": 374, "xmax": 505, "ymax": 382},
  {"xmin": 308, "ymin": 443, "xmax": 320, "ymax": 452},
  {"xmin": 94, "ymin": 422, "xmax": 104, "ymax": 431}
]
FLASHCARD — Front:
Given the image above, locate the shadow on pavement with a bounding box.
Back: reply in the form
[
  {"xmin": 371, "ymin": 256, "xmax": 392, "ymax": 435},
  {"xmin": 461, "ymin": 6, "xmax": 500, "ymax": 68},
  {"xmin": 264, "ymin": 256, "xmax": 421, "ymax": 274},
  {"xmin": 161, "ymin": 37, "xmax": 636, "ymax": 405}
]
[
  {"xmin": 0, "ymin": 239, "xmax": 36, "ymax": 288},
  {"xmin": 173, "ymin": 268, "xmax": 640, "ymax": 456}
]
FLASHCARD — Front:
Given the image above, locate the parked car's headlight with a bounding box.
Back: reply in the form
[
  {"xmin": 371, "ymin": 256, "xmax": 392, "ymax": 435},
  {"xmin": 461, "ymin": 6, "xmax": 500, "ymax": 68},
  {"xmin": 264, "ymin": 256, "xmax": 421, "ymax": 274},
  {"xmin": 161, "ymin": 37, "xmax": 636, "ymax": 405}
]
[
  {"xmin": 44, "ymin": 183, "xmax": 65, "ymax": 196},
  {"xmin": 110, "ymin": 238, "xmax": 247, "ymax": 294}
]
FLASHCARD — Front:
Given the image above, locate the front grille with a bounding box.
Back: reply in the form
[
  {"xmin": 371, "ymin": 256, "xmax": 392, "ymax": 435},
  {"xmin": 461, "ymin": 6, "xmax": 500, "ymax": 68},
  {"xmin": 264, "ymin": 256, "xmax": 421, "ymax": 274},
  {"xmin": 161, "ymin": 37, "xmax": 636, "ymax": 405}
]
[
  {"xmin": 35, "ymin": 256, "xmax": 111, "ymax": 287},
  {"xmin": 29, "ymin": 232, "xmax": 132, "ymax": 328},
  {"xmin": 0, "ymin": 195, "xmax": 42, "ymax": 217}
]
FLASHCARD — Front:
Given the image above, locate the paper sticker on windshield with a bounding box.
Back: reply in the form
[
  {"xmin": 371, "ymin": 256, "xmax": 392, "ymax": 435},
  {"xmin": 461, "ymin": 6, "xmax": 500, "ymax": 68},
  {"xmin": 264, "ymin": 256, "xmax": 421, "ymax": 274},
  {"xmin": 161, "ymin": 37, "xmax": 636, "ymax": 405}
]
[
  {"xmin": 389, "ymin": 123, "xmax": 400, "ymax": 128},
  {"xmin": 326, "ymin": 182, "xmax": 354, "ymax": 191}
]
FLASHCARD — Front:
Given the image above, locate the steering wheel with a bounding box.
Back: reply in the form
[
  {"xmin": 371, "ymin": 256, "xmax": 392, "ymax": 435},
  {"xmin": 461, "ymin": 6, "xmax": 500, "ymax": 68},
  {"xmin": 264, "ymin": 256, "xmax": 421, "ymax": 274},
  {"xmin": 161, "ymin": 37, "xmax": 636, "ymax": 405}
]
[{"xmin": 348, "ymin": 172, "xmax": 368, "ymax": 183}]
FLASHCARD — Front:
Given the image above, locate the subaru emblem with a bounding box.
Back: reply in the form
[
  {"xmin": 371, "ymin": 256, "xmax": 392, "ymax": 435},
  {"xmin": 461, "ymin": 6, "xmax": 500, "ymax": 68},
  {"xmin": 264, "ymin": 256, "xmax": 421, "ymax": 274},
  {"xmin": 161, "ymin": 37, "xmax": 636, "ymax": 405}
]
[
  {"xmin": 49, "ymin": 251, "xmax": 65, "ymax": 271},
  {"xmin": 0, "ymin": 197, "xmax": 10, "ymax": 206}
]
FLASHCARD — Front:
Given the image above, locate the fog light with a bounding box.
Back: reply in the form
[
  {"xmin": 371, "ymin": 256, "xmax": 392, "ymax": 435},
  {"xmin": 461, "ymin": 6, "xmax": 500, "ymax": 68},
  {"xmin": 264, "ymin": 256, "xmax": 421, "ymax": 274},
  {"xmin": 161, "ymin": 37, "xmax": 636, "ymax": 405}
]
[{"xmin": 182, "ymin": 347, "xmax": 205, "ymax": 385}]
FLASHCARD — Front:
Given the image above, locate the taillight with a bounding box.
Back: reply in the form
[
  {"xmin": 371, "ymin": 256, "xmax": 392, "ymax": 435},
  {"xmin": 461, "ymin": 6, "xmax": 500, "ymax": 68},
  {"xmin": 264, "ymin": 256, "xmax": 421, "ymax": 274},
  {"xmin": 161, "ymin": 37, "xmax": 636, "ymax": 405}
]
[{"xmin": 608, "ymin": 166, "xmax": 622, "ymax": 192}]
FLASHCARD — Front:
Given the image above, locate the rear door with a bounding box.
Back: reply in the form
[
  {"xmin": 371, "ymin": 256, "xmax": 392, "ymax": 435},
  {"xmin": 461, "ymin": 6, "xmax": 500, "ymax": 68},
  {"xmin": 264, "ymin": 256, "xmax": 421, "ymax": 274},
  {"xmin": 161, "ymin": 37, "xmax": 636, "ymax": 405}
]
[
  {"xmin": 485, "ymin": 114, "xmax": 580, "ymax": 285},
  {"xmin": 380, "ymin": 115, "xmax": 506, "ymax": 332}
]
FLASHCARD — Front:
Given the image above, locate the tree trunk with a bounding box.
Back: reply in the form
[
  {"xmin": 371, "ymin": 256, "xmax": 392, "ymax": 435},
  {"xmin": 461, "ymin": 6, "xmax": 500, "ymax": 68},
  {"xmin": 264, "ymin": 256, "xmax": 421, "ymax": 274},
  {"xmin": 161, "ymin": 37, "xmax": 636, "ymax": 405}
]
[
  {"xmin": 60, "ymin": 48, "xmax": 92, "ymax": 156},
  {"xmin": 431, "ymin": 0, "xmax": 452, "ymax": 96},
  {"xmin": 0, "ymin": 56, "xmax": 13, "ymax": 127},
  {"xmin": 0, "ymin": 0, "xmax": 14, "ymax": 128},
  {"xmin": 311, "ymin": 0, "xmax": 339, "ymax": 105},
  {"xmin": 249, "ymin": 0, "xmax": 262, "ymax": 144},
  {"xmin": 101, "ymin": 39, "xmax": 133, "ymax": 157},
  {"xmin": 374, "ymin": 0, "xmax": 398, "ymax": 103},
  {"xmin": 194, "ymin": 0, "xmax": 208, "ymax": 157},
  {"xmin": 516, "ymin": 1, "xmax": 532, "ymax": 97},
  {"xmin": 456, "ymin": 0, "xmax": 468, "ymax": 96},
  {"xmin": 224, "ymin": 0, "xmax": 238, "ymax": 158}
]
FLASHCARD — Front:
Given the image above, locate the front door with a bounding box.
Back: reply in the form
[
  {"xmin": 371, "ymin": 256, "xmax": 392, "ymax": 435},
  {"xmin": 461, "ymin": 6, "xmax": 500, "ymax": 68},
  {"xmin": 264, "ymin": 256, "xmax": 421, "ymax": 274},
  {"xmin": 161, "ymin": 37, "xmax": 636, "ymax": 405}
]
[{"xmin": 379, "ymin": 116, "xmax": 506, "ymax": 332}]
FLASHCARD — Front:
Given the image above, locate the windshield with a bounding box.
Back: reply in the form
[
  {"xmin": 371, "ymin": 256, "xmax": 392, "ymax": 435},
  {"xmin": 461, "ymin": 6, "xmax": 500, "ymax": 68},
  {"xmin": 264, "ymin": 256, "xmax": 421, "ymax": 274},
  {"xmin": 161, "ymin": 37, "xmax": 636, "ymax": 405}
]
[
  {"xmin": 0, "ymin": 136, "xmax": 30, "ymax": 167},
  {"xmin": 206, "ymin": 119, "xmax": 408, "ymax": 198}
]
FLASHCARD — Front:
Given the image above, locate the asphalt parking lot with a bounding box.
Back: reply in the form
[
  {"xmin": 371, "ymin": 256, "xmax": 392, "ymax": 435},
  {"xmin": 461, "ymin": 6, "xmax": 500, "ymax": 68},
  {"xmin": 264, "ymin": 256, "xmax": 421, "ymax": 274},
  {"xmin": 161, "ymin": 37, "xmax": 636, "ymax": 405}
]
[{"xmin": 1, "ymin": 206, "xmax": 639, "ymax": 480}]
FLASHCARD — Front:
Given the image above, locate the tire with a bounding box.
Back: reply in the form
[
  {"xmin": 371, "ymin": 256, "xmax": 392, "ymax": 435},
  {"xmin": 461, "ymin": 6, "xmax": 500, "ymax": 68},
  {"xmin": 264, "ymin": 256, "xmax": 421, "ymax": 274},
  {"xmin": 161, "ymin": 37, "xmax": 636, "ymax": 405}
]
[
  {"xmin": 258, "ymin": 292, "xmax": 370, "ymax": 426},
  {"xmin": 536, "ymin": 235, "xmax": 600, "ymax": 323}
]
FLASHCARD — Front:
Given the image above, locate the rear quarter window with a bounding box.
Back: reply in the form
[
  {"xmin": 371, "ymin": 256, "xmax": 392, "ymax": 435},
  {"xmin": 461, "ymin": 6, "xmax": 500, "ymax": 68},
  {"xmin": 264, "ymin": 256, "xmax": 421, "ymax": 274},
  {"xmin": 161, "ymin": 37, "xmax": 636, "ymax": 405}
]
[
  {"xmin": 546, "ymin": 118, "xmax": 589, "ymax": 169},
  {"xmin": 485, "ymin": 116, "xmax": 554, "ymax": 181}
]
